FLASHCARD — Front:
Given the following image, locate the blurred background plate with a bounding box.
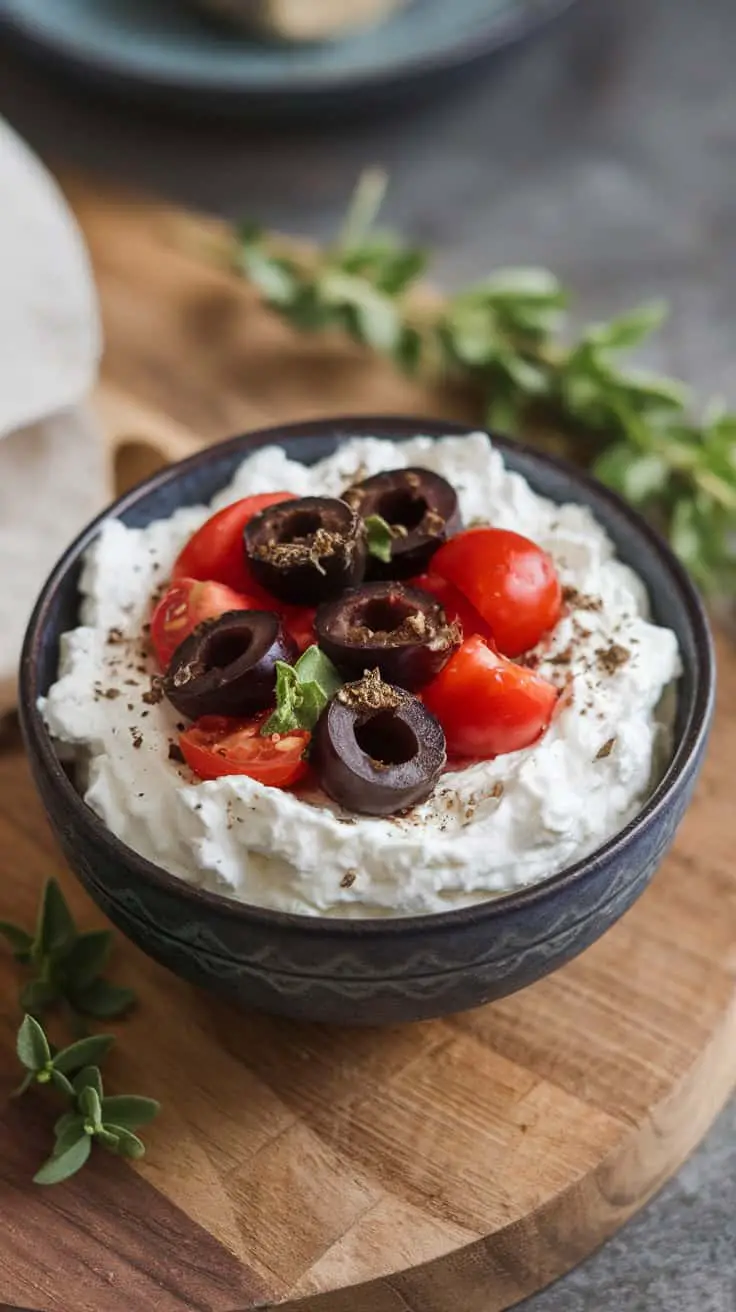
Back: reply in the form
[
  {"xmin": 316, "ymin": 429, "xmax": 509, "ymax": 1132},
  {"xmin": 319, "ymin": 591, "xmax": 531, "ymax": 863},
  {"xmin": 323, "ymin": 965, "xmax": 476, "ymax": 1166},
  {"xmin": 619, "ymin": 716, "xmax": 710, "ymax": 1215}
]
[{"xmin": 0, "ymin": 0, "xmax": 579, "ymax": 118}]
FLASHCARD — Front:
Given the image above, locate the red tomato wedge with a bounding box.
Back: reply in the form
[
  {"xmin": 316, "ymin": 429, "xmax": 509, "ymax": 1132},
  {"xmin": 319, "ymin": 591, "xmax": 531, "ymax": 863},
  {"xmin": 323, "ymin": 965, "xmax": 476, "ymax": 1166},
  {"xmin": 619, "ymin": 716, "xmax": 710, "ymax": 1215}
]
[
  {"xmin": 180, "ymin": 714, "xmax": 310, "ymax": 786},
  {"xmin": 431, "ymin": 528, "xmax": 561, "ymax": 657},
  {"xmin": 421, "ymin": 635, "xmax": 557, "ymax": 759},
  {"xmin": 409, "ymin": 572, "xmax": 493, "ymax": 643},
  {"xmin": 172, "ymin": 492, "xmax": 297, "ymax": 594},
  {"xmin": 150, "ymin": 578, "xmax": 262, "ymax": 669}
]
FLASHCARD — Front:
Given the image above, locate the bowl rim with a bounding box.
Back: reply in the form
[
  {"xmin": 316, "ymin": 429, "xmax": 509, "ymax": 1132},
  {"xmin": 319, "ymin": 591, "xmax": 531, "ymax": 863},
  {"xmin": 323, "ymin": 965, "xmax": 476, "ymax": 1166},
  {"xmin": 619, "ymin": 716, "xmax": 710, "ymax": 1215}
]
[{"xmin": 20, "ymin": 414, "xmax": 716, "ymax": 939}]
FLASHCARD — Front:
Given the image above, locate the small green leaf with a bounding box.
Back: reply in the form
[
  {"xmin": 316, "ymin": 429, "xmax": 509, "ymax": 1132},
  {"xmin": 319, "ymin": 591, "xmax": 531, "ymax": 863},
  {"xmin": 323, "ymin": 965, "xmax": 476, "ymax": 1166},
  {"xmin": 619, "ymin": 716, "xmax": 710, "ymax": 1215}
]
[
  {"xmin": 55, "ymin": 1111, "xmax": 85, "ymax": 1140},
  {"xmin": 594, "ymin": 445, "xmax": 669, "ymax": 503},
  {"xmin": 364, "ymin": 514, "xmax": 394, "ymax": 564},
  {"xmin": 19, "ymin": 978, "xmax": 59, "ymax": 1016},
  {"xmin": 72, "ymin": 1066, "xmax": 104, "ymax": 1100},
  {"xmin": 96, "ymin": 1127, "xmax": 121, "ymax": 1151},
  {"xmin": 105, "ymin": 1125, "xmax": 146, "ymax": 1160},
  {"xmin": 319, "ymin": 271, "xmax": 400, "ymax": 353},
  {"xmin": 0, "ymin": 920, "xmax": 34, "ymax": 960},
  {"xmin": 70, "ymin": 980, "xmax": 136, "ymax": 1020},
  {"xmin": 237, "ymin": 245, "xmax": 298, "ymax": 307},
  {"xmin": 53, "ymin": 1119, "xmax": 88, "ymax": 1156},
  {"xmin": 79, "ymin": 1085, "xmax": 103, "ymax": 1131},
  {"xmin": 587, "ymin": 302, "xmax": 667, "ymax": 351},
  {"xmin": 50, "ymin": 1068, "xmax": 75, "ymax": 1099},
  {"xmin": 17, "ymin": 1014, "xmax": 51, "ymax": 1072},
  {"xmin": 59, "ymin": 930, "xmax": 112, "ymax": 989},
  {"xmin": 262, "ymin": 647, "xmax": 342, "ymax": 735},
  {"xmin": 100, "ymin": 1095, "xmax": 161, "ymax": 1130},
  {"xmin": 395, "ymin": 325, "xmax": 423, "ymax": 373},
  {"xmin": 35, "ymin": 879, "xmax": 77, "ymax": 961},
  {"xmin": 33, "ymin": 1134, "xmax": 91, "ymax": 1186},
  {"xmin": 54, "ymin": 1033, "xmax": 115, "ymax": 1075}
]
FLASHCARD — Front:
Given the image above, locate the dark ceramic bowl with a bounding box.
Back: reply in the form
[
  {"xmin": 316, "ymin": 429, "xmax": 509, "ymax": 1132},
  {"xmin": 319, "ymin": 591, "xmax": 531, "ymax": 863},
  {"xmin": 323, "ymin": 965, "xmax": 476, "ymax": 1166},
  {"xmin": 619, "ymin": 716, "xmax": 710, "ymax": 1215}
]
[{"xmin": 20, "ymin": 417, "xmax": 715, "ymax": 1025}]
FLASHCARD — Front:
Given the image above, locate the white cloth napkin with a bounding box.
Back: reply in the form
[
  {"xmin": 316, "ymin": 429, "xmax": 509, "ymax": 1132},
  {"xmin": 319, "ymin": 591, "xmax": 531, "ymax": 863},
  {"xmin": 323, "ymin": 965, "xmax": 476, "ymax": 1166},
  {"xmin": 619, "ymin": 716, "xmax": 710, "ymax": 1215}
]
[{"xmin": 0, "ymin": 119, "xmax": 106, "ymax": 716}]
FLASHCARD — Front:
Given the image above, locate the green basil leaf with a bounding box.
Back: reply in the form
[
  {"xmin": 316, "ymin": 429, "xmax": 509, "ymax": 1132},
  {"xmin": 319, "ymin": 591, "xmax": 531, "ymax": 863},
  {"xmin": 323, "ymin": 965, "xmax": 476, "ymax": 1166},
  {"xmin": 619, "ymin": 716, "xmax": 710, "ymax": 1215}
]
[
  {"xmin": 33, "ymin": 1134, "xmax": 91, "ymax": 1186},
  {"xmin": 59, "ymin": 930, "xmax": 112, "ymax": 989},
  {"xmin": 54, "ymin": 1034, "xmax": 115, "ymax": 1075},
  {"xmin": 16, "ymin": 1014, "xmax": 51, "ymax": 1072},
  {"xmin": 100, "ymin": 1095, "xmax": 161, "ymax": 1130},
  {"xmin": 35, "ymin": 878, "xmax": 76, "ymax": 961},
  {"xmin": 364, "ymin": 514, "xmax": 394, "ymax": 564},
  {"xmin": 70, "ymin": 980, "xmax": 137, "ymax": 1020},
  {"xmin": 262, "ymin": 648, "xmax": 342, "ymax": 735},
  {"xmin": 0, "ymin": 920, "xmax": 34, "ymax": 960},
  {"xmin": 105, "ymin": 1125, "xmax": 147, "ymax": 1160},
  {"xmin": 50, "ymin": 1068, "xmax": 75, "ymax": 1099},
  {"xmin": 294, "ymin": 645, "xmax": 342, "ymax": 696}
]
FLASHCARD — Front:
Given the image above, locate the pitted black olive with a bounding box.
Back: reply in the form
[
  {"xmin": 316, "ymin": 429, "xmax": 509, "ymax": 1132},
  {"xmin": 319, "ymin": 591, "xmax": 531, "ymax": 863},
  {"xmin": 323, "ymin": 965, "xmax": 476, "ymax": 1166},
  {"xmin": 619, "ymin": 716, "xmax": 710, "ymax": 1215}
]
[
  {"xmin": 343, "ymin": 467, "xmax": 461, "ymax": 578},
  {"xmin": 163, "ymin": 610, "xmax": 296, "ymax": 720},
  {"xmin": 314, "ymin": 582, "xmax": 461, "ymax": 691},
  {"xmin": 243, "ymin": 496, "xmax": 366, "ymax": 605},
  {"xmin": 311, "ymin": 671, "xmax": 446, "ymax": 816}
]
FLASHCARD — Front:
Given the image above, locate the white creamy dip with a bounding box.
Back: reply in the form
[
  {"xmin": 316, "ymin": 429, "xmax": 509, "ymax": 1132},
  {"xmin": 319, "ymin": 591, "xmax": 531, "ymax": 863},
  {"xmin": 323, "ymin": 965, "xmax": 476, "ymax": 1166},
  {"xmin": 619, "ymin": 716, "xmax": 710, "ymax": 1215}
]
[{"xmin": 42, "ymin": 434, "xmax": 681, "ymax": 917}]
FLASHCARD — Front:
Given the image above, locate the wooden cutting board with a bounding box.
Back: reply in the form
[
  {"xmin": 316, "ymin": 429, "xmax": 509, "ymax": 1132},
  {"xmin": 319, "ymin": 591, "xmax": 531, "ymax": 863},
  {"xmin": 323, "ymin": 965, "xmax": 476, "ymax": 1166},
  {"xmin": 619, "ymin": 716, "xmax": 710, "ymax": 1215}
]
[{"xmin": 1, "ymin": 178, "xmax": 735, "ymax": 1312}]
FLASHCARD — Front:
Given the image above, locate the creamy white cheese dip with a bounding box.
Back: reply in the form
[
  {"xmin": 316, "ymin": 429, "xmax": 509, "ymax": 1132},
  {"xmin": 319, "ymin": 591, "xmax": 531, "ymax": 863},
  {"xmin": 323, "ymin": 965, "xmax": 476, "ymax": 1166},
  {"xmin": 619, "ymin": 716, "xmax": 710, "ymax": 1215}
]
[{"xmin": 42, "ymin": 434, "xmax": 681, "ymax": 917}]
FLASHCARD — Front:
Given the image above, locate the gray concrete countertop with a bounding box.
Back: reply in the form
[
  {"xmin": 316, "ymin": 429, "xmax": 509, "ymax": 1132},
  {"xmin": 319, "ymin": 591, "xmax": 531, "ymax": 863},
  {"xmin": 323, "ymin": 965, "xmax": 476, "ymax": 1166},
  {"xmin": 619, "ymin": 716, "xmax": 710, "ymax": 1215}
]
[{"xmin": 0, "ymin": 0, "xmax": 733, "ymax": 1306}]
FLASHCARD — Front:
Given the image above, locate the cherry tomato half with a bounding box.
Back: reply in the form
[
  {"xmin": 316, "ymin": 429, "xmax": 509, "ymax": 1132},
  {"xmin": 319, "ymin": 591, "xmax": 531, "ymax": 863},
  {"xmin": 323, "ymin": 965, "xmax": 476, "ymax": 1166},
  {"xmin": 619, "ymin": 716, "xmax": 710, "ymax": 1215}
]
[
  {"xmin": 421, "ymin": 635, "xmax": 557, "ymax": 759},
  {"xmin": 409, "ymin": 572, "xmax": 492, "ymax": 643},
  {"xmin": 179, "ymin": 714, "xmax": 310, "ymax": 787},
  {"xmin": 431, "ymin": 527, "xmax": 561, "ymax": 657},
  {"xmin": 172, "ymin": 492, "xmax": 297, "ymax": 594},
  {"xmin": 150, "ymin": 578, "xmax": 261, "ymax": 669}
]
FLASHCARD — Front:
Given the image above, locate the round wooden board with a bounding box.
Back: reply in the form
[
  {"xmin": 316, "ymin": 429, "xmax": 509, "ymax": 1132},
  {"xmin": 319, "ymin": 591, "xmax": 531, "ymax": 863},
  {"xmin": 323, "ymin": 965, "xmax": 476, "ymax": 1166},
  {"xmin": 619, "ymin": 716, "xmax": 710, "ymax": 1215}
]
[{"xmin": 1, "ymin": 180, "xmax": 735, "ymax": 1312}]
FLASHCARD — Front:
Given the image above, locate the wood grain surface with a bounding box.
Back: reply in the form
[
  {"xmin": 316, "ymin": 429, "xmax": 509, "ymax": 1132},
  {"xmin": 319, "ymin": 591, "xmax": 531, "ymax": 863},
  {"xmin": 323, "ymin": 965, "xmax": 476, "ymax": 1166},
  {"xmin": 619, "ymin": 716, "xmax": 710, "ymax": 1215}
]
[{"xmin": 1, "ymin": 180, "xmax": 734, "ymax": 1312}]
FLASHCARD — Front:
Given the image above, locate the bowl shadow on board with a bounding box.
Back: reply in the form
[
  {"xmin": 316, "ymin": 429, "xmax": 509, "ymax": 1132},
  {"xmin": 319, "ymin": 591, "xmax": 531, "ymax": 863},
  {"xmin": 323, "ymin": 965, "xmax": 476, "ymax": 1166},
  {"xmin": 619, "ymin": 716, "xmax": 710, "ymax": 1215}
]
[{"xmin": 19, "ymin": 417, "xmax": 715, "ymax": 1025}]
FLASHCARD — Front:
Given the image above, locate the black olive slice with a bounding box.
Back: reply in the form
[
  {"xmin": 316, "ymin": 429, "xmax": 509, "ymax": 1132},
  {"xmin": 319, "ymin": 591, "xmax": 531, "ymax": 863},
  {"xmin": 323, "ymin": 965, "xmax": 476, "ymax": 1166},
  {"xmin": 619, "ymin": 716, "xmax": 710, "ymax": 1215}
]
[
  {"xmin": 343, "ymin": 467, "xmax": 461, "ymax": 578},
  {"xmin": 311, "ymin": 671, "xmax": 446, "ymax": 816},
  {"xmin": 163, "ymin": 610, "xmax": 296, "ymax": 720},
  {"xmin": 243, "ymin": 496, "xmax": 366, "ymax": 605},
  {"xmin": 314, "ymin": 582, "xmax": 461, "ymax": 691}
]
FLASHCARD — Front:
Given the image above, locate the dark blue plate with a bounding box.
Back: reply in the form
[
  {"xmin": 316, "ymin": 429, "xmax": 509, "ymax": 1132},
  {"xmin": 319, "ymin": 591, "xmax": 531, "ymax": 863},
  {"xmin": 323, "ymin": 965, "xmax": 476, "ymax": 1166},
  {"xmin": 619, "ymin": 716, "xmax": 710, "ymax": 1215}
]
[{"xmin": 0, "ymin": 0, "xmax": 579, "ymax": 116}]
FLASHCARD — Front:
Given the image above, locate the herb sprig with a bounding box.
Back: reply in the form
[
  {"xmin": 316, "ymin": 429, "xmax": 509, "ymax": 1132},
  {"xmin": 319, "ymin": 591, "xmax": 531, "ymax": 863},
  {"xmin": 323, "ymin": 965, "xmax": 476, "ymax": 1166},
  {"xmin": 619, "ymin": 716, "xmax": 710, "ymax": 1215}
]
[
  {"xmin": 15, "ymin": 1015, "xmax": 160, "ymax": 1185},
  {"xmin": 262, "ymin": 644, "xmax": 342, "ymax": 735},
  {"xmin": 231, "ymin": 169, "xmax": 736, "ymax": 593},
  {"xmin": 3, "ymin": 881, "xmax": 159, "ymax": 1186},
  {"xmin": 0, "ymin": 877, "xmax": 136, "ymax": 1025}
]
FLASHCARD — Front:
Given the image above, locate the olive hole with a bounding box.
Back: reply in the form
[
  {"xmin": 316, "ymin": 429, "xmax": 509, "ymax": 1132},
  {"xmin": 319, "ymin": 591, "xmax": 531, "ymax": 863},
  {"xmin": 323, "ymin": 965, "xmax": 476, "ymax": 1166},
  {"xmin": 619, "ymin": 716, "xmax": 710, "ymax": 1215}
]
[
  {"xmin": 279, "ymin": 510, "xmax": 322, "ymax": 542},
  {"xmin": 360, "ymin": 598, "xmax": 415, "ymax": 634},
  {"xmin": 354, "ymin": 711, "xmax": 418, "ymax": 766},
  {"xmin": 377, "ymin": 489, "xmax": 427, "ymax": 531},
  {"xmin": 205, "ymin": 630, "xmax": 253, "ymax": 669}
]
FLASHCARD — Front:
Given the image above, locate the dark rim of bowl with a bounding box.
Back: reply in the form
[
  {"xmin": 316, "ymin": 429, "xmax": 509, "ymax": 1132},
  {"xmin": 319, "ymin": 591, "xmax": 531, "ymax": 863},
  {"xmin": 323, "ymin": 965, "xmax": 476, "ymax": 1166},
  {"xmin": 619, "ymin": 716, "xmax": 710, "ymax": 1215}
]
[{"xmin": 20, "ymin": 415, "xmax": 715, "ymax": 939}]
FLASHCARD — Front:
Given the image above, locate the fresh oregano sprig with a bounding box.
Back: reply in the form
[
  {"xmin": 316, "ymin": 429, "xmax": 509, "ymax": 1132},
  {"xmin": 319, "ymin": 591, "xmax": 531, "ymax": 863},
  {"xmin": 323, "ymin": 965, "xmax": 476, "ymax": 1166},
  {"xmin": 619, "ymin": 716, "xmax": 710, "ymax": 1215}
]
[
  {"xmin": 0, "ymin": 878, "xmax": 136, "ymax": 1023},
  {"xmin": 229, "ymin": 169, "xmax": 736, "ymax": 593},
  {"xmin": 14, "ymin": 1016, "xmax": 160, "ymax": 1186}
]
